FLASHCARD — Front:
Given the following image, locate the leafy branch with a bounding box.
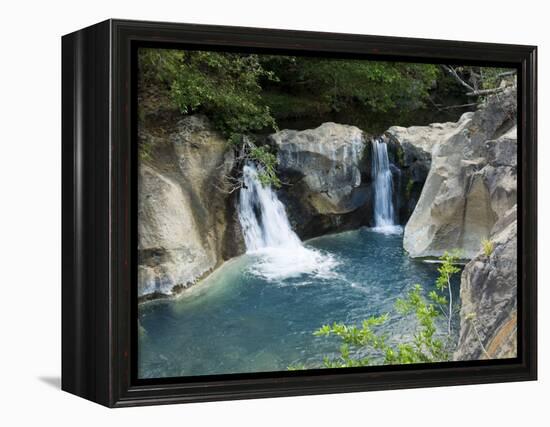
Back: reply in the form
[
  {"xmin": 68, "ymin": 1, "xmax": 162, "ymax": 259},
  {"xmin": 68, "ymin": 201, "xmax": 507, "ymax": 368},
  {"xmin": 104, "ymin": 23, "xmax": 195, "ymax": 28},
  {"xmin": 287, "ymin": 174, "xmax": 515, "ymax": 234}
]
[
  {"xmin": 435, "ymin": 251, "xmax": 461, "ymax": 334},
  {"xmin": 217, "ymin": 134, "xmax": 282, "ymax": 193},
  {"xmin": 293, "ymin": 252, "xmax": 462, "ymax": 370}
]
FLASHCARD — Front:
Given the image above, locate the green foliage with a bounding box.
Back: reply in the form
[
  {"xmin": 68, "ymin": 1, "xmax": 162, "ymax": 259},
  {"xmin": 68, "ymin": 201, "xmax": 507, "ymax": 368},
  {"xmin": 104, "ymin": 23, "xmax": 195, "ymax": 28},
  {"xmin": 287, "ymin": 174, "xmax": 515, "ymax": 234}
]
[
  {"xmin": 313, "ymin": 284, "xmax": 449, "ymax": 368},
  {"xmin": 249, "ymin": 146, "xmax": 281, "ymax": 188},
  {"xmin": 394, "ymin": 285, "xmax": 449, "ymax": 363},
  {"xmin": 139, "ymin": 48, "xmax": 441, "ymax": 137},
  {"xmin": 261, "ymin": 92, "xmax": 331, "ymax": 119},
  {"xmin": 476, "ymin": 67, "xmax": 514, "ymax": 91},
  {"xmin": 435, "ymin": 250, "xmax": 461, "ymax": 334},
  {"xmin": 260, "ymin": 56, "xmax": 439, "ymax": 116},
  {"xmin": 139, "ymin": 143, "xmax": 153, "ymax": 162},
  {"xmin": 227, "ymin": 133, "xmax": 281, "ymax": 188},
  {"xmin": 287, "ymin": 363, "xmax": 307, "ymax": 371},
  {"xmin": 481, "ymin": 239, "xmax": 494, "ymax": 257},
  {"xmin": 139, "ymin": 49, "xmax": 508, "ymax": 190},
  {"xmin": 139, "ymin": 48, "xmax": 277, "ymax": 137},
  {"xmin": 442, "ymin": 66, "xmax": 515, "ymax": 95},
  {"xmin": 304, "ymin": 253, "xmax": 462, "ymax": 370},
  {"xmin": 435, "ymin": 251, "xmax": 461, "ymax": 292},
  {"xmin": 313, "ymin": 314, "xmax": 388, "ymax": 368}
]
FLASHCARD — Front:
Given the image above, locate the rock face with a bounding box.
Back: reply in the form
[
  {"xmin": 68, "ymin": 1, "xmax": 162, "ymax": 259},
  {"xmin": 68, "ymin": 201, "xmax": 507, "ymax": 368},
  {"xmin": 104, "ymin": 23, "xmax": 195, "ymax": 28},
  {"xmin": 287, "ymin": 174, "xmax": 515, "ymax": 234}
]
[
  {"xmin": 396, "ymin": 88, "xmax": 519, "ymax": 360},
  {"xmin": 270, "ymin": 123, "xmax": 373, "ymax": 239},
  {"xmin": 454, "ymin": 205, "xmax": 517, "ymax": 360},
  {"xmin": 384, "ymin": 121, "xmax": 458, "ymax": 222},
  {"xmin": 402, "ymin": 87, "xmax": 517, "ymax": 259},
  {"xmin": 138, "ymin": 115, "xmax": 244, "ymax": 299}
]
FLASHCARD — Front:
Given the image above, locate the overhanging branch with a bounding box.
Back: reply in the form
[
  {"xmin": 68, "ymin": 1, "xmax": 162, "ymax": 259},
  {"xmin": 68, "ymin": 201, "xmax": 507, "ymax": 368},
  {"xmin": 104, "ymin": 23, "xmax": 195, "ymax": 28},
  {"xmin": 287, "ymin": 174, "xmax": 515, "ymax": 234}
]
[
  {"xmin": 441, "ymin": 65, "xmax": 475, "ymax": 92},
  {"xmin": 465, "ymin": 87, "xmax": 506, "ymax": 97}
]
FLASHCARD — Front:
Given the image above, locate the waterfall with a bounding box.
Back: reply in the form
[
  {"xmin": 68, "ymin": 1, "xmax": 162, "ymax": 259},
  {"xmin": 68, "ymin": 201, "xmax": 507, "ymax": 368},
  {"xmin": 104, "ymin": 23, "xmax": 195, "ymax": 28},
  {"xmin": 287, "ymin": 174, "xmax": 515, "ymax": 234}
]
[
  {"xmin": 238, "ymin": 163, "xmax": 338, "ymax": 281},
  {"xmin": 371, "ymin": 138, "xmax": 401, "ymax": 234},
  {"xmin": 238, "ymin": 163, "xmax": 303, "ymax": 251}
]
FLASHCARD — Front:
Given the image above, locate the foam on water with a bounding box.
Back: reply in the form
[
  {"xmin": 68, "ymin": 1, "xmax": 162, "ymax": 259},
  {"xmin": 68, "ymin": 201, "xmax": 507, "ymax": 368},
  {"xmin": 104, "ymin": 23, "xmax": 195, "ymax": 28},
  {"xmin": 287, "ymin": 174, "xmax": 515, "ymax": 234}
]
[
  {"xmin": 238, "ymin": 163, "xmax": 338, "ymax": 281},
  {"xmin": 247, "ymin": 246, "xmax": 340, "ymax": 282},
  {"xmin": 370, "ymin": 225, "xmax": 403, "ymax": 235}
]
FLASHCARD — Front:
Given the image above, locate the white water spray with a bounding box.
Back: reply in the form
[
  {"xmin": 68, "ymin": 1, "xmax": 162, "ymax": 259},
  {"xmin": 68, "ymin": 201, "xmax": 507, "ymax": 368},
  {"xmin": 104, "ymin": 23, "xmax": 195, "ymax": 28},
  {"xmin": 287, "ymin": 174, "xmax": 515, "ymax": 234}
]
[
  {"xmin": 371, "ymin": 138, "xmax": 401, "ymax": 234},
  {"xmin": 238, "ymin": 164, "xmax": 338, "ymax": 281}
]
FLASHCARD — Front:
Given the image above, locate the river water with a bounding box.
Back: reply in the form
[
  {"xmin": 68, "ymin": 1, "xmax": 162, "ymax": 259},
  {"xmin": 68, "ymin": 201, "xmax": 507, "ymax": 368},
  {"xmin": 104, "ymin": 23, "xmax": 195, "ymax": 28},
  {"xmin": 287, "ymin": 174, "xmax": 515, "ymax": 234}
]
[
  {"xmin": 138, "ymin": 228, "xmax": 452, "ymax": 379},
  {"xmin": 138, "ymin": 145, "xmax": 458, "ymax": 379}
]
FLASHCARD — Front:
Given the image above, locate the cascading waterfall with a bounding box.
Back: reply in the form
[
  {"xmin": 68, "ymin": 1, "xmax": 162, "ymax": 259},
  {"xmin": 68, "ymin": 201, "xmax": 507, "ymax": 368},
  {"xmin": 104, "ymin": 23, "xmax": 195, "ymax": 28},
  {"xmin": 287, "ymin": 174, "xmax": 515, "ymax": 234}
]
[
  {"xmin": 371, "ymin": 138, "xmax": 401, "ymax": 234},
  {"xmin": 238, "ymin": 163, "xmax": 338, "ymax": 281},
  {"xmin": 238, "ymin": 164, "xmax": 303, "ymax": 251}
]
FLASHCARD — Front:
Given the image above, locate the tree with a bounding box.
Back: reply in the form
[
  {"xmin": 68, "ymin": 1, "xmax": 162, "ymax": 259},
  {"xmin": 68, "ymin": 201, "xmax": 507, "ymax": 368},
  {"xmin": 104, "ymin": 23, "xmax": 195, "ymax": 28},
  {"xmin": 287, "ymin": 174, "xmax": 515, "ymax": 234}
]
[
  {"xmin": 223, "ymin": 135, "xmax": 282, "ymax": 190},
  {"xmin": 433, "ymin": 251, "xmax": 461, "ymax": 335},
  {"xmin": 139, "ymin": 48, "xmax": 278, "ymax": 137},
  {"xmin": 441, "ymin": 65, "xmax": 516, "ymax": 97},
  {"xmin": 139, "ymin": 48, "xmax": 282, "ymax": 187},
  {"xmin": 259, "ymin": 56, "xmax": 440, "ymax": 120}
]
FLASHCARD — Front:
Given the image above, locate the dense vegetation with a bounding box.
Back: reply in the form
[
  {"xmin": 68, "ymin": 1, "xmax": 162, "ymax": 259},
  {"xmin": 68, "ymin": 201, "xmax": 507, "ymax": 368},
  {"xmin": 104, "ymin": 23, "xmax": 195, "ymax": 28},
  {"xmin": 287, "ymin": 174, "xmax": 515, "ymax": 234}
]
[
  {"xmin": 139, "ymin": 49, "xmax": 443, "ymax": 137},
  {"xmin": 138, "ymin": 49, "xmax": 514, "ymax": 187},
  {"xmin": 139, "ymin": 49, "xmax": 444, "ymax": 187}
]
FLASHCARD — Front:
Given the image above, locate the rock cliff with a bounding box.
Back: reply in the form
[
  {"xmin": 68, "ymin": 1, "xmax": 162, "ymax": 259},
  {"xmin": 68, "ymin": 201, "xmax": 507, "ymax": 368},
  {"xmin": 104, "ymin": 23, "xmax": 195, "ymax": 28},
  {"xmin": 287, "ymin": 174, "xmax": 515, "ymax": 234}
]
[
  {"xmin": 402, "ymin": 87, "xmax": 517, "ymax": 259},
  {"xmin": 454, "ymin": 205, "xmax": 518, "ymax": 360},
  {"xmin": 138, "ymin": 115, "xmax": 244, "ymax": 299},
  {"xmin": 391, "ymin": 87, "xmax": 518, "ymax": 360}
]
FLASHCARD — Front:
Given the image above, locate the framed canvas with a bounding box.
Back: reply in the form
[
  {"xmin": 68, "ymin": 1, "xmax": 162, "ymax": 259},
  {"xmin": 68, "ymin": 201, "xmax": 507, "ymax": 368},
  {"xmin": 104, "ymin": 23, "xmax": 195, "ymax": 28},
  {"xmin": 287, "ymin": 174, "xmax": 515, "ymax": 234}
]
[{"xmin": 61, "ymin": 19, "xmax": 537, "ymax": 407}]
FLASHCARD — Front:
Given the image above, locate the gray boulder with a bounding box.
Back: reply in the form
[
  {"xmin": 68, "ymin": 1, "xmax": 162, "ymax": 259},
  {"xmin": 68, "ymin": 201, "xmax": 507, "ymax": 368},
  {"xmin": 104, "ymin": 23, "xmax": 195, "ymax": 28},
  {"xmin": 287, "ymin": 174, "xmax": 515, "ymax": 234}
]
[
  {"xmin": 138, "ymin": 165, "xmax": 214, "ymax": 297},
  {"xmin": 270, "ymin": 123, "xmax": 372, "ymax": 238},
  {"xmin": 384, "ymin": 120, "xmax": 463, "ymax": 222},
  {"xmin": 403, "ymin": 87, "xmax": 517, "ymax": 259}
]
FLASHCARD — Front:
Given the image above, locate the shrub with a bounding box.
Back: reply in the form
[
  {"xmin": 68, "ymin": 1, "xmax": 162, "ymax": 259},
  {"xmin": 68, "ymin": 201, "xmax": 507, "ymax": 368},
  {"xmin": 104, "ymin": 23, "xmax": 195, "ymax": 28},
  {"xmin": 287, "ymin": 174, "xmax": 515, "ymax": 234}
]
[{"xmin": 249, "ymin": 146, "xmax": 281, "ymax": 188}]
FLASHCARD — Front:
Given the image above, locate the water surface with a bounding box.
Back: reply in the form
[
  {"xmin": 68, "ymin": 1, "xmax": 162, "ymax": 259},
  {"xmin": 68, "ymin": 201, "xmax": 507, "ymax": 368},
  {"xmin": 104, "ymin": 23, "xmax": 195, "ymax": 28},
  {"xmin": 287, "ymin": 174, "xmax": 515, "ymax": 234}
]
[{"xmin": 138, "ymin": 228, "xmax": 454, "ymax": 378}]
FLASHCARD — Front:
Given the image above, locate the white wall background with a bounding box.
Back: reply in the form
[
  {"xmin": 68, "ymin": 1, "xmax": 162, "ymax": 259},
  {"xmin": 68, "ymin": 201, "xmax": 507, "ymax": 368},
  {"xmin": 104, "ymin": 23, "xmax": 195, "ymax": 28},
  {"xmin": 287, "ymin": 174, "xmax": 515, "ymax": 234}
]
[{"xmin": 0, "ymin": 0, "xmax": 546, "ymax": 424}]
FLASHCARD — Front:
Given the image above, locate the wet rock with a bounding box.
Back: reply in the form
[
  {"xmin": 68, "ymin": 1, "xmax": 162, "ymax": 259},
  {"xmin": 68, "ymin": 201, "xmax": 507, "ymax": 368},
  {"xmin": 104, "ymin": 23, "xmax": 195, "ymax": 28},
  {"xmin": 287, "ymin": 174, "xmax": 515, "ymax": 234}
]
[{"xmin": 270, "ymin": 123, "xmax": 372, "ymax": 239}]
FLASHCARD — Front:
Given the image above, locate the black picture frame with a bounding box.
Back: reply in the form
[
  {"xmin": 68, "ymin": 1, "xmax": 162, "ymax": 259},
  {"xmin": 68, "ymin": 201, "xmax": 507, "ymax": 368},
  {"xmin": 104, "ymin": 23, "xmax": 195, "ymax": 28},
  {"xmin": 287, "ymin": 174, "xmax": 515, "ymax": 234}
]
[{"xmin": 61, "ymin": 19, "xmax": 537, "ymax": 407}]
